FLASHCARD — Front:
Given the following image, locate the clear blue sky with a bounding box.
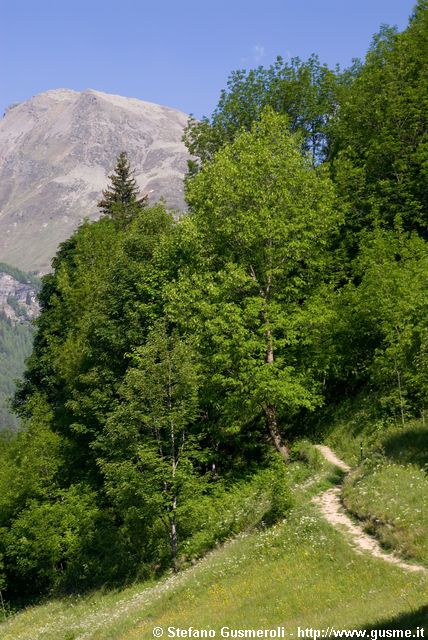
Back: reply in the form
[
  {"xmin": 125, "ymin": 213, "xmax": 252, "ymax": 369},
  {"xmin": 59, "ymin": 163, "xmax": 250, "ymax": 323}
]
[{"xmin": 0, "ymin": 0, "xmax": 416, "ymax": 119}]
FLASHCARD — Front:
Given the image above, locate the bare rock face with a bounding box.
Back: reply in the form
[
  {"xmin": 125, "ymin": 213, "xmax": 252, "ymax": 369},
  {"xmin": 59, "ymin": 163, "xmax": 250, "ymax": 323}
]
[
  {"xmin": 0, "ymin": 89, "xmax": 190, "ymax": 273},
  {"xmin": 0, "ymin": 272, "xmax": 39, "ymax": 322}
]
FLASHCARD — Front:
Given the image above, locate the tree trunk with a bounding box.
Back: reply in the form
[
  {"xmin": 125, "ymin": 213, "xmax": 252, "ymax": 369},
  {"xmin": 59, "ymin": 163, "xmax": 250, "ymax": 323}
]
[
  {"xmin": 265, "ymin": 404, "xmax": 290, "ymax": 462},
  {"xmin": 264, "ymin": 307, "xmax": 289, "ymax": 462},
  {"xmin": 170, "ymin": 496, "xmax": 178, "ymax": 573}
]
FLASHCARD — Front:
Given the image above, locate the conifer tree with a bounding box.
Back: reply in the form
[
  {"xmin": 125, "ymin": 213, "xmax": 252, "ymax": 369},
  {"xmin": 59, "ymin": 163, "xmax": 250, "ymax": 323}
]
[{"xmin": 98, "ymin": 151, "xmax": 148, "ymax": 226}]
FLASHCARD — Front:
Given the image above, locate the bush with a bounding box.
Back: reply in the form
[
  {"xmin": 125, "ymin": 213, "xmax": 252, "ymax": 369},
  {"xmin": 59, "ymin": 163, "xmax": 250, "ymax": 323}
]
[
  {"xmin": 290, "ymin": 439, "xmax": 324, "ymax": 470},
  {"xmin": 179, "ymin": 455, "xmax": 293, "ymax": 562},
  {"xmin": 3, "ymin": 486, "xmax": 104, "ymax": 595}
]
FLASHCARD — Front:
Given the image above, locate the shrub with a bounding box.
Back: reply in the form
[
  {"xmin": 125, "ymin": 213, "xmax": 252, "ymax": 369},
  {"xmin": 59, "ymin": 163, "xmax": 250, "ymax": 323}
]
[{"xmin": 180, "ymin": 455, "xmax": 293, "ymax": 562}]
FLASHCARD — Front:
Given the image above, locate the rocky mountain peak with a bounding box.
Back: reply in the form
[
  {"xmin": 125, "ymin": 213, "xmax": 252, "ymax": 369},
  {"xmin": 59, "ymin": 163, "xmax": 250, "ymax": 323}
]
[{"xmin": 0, "ymin": 88, "xmax": 190, "ymax": 273}]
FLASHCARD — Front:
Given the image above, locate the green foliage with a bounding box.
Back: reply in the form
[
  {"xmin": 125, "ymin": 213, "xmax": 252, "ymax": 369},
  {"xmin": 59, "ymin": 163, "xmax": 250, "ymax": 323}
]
[
  {"xmin": 14, "ymin": 218, "xmax": 122, "ymax": 467},
  {"xmin": 98, "ymin": 151, "xmax": 148, "ymax": 226},
  {"xmin": 324, "ymin": 229, "xmax": 428, "ymax": 420},
  {"xmin": 98, "ymin": 323, "xmax": 204, "ymax": 569},
  {"xmin": 178, "ymin": 110, "xmax": 340, "ymax": 455},
  {"xmin": 181, "ymin": 455, "xmax": 292, "ymax": 559},
  {"xmin": 1, "ymin": 465, "xmax": 426, "ymax": 639},
  {"xmin": 3, "ymin": 2, "xmax": 428, "ymax": 607},
  {"xmin": 4, "ymin": 486, "xmax": 100, "ymax": 594},
  {"xmin": 290, "ymin": 439, "xmax": 324, "ymax": 470},
  {"xmin": 355, "ymin": 231, "xmax": 428, "ymax": 418},
  {"xmin": 0, "ymin": 401, "xmax": 62, "ymax": 526},
  {"xmin": 322, "ymin": 386, "xmax": 428, "ymax": 567},
  {"xmin": 184, "ymin": 54, "xmax": 339, "ymax": 168},
  {"xmin": 330, "ymin": 5, "xmax": 428, "ymax": 238}
]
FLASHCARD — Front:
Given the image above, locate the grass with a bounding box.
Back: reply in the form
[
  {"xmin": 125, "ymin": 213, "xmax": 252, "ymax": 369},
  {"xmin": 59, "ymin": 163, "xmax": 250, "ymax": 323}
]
[
  {"xmin": 321, "ymin": 392, "xmax": 428, "ymax": 568},
  {"xmin": 1, "ymin": 449, "xmax": 427, "ymax": 640},
  {"xmin": 382, "ymin": 424, "xmax": 428, "ymax": 468},
  {"xmin": 342, "ymin": 460, "xmax": 428, "ymax": 566},
  {"xmin": 322, "ymin": 394, "xmax": 428, "ymax": 468}
]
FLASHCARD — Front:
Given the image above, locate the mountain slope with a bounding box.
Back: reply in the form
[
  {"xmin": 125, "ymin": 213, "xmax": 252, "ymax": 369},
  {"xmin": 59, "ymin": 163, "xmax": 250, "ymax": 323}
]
[
  {"xmin": 0, "ymin": 89, "xmax": 190, "ymax": 272},
  {"xmin": 0, "ymin": 264, "xmax": 40, "ymax": 430},
  {"xmin": 0, "ymin": 316, "xmax": 33, "ymax": 431}
]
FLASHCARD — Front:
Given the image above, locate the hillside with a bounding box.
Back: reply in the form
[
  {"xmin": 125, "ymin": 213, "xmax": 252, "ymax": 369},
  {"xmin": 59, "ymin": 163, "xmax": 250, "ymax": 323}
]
[
  {"xmin": 0, "ymin": 264, "xmax": 39, "ymax": 430},
  {"xmin": 319, "ymin": 393, "xmax": 428, "ymax": 568},
  {"xmin": 1, "ymin": 449, "xmax": 426, "ymax": 639},
  {"xmin": 0, "ymin": 89, "xmax": 190, "ymax": 272}
]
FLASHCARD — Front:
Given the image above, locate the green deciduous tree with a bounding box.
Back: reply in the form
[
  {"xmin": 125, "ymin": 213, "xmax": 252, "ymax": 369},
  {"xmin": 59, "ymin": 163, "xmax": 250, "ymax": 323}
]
[
  {"xmin": 5, "ymin": 4, "xmax": 427, "ymax": 600},
  {"xmin": 3, "ymin": 486, "xmax": 102, "ymax": 595},
  {"xmin": 329, "ymin": 3, "xmax": 428, "ymax": 239},
  {"xmin": 324, "ymin": 228, "xmax": 428, "ymax": 423},
  {"xmin": 173, "ymin": 110, "xmax": 341, "ymax": 460},
  {"xmin": 352, "ymin": 230, "xmax": 428, "ymax": 422},
  {"xmin": 184, "ymin": 55, "xmax": 339, "ymax": 171},
  {"xmin": 15, "ymin": 204, "xmax": 174, "ymax": 485},
  {"xmin": 98, "ymin": 323, "xmax": 202, "ymax": 571}
]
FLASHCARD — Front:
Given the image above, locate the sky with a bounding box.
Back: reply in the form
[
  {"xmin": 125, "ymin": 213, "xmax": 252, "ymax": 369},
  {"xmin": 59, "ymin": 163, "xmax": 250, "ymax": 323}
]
[{"xmin": 0, "ymin": 0, "xmax": 416, "ymax": 119}]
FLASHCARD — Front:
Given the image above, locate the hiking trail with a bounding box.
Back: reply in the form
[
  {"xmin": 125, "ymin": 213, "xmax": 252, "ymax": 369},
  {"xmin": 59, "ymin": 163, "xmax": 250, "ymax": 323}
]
[{"xmin": 312, "ymin": 444, "xmax": 426, "ymax": 574}]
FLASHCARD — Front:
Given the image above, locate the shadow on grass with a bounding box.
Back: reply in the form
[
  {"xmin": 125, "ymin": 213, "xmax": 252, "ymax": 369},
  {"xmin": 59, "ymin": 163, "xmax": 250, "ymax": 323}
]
[
  {"xmin": 363, "ymin": 605, "xmax": 428, "ymax": 633},
  {"xmin": 383, "ymin": 426, "xmax": 428, "ymax": 468},
  {"xmin": 327, "ymin": 467, "xmax": 346, "ymax": 485}
]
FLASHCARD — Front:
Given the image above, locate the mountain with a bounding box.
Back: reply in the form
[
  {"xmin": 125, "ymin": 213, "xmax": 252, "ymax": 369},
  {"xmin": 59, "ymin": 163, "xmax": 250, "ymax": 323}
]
[{"xmin": 0, "ymin": 88, "xmax": 190, "ymax": 273}]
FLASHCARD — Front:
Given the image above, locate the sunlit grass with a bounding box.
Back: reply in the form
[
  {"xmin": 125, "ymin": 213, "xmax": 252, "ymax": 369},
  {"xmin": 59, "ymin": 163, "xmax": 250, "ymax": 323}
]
[
  {"xmin": 1, "ymin": 455, "xmax": 426, "ymax": 640},
  {"xmin": 343, "ymin": 461, "xmax": 428, "ymax": 566},
  {"xmin": 321, "ymin": 393, "xmax": 428, "ymax": 567}
]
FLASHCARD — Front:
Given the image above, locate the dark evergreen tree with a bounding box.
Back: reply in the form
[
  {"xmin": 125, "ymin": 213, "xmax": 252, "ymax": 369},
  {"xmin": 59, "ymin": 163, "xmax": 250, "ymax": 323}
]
[{"xmin": 98, "ymin": 151, "xmax": 148, "ymax": 226}]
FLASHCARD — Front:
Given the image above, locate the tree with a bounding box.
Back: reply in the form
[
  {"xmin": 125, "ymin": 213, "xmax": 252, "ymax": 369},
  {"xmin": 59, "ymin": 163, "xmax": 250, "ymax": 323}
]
[
  {"xmin": 3, "ymin": 486, "xmax": 102, "ymax": 596},
  {"xmin": 173, "ymin": 110, "xmax": 341, "ymax": 460},
  {"xmin": 337, "ymin": 230, "xmax": 428, "ymax": 423},
  {"xmin": 98, "ymin": 151, "xmax": 148, "ymax": 226},
  {"xmin": 329, "ymin": 3, "xmax": 428, "ymax": 239},
  {"xmin": 183, "ymin": 55, "xmax": 339, "ymax": 171},
  {"xmin": 98, "ymin": 323, "xmax": 202, "ymax": 571}
]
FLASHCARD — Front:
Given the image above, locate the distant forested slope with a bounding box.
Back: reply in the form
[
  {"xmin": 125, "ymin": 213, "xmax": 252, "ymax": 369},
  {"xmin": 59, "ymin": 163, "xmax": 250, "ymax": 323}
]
[
  {"xmin": 0, "ymin": 263, "xmax": 39, "ymax": 431},
  {"xmin": 0, "ymin": 316, "xmax": 34, "ymax": 430}
]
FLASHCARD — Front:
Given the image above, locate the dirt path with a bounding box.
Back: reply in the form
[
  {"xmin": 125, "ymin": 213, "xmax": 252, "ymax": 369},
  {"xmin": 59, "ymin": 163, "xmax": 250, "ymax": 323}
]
[
  {"xmin": 312, "ymin": 445, "xmax": 427, "ymax": 574},
  {"xmin": 315, "ymin": 445, "xmax": 351, "ymax": 472}
]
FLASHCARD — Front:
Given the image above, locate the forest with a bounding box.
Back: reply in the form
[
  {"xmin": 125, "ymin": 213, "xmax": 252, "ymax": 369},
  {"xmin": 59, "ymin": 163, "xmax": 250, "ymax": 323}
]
[{"xmin": 0, "ymin": 0, "xmax": 427, "ymax": 606}]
